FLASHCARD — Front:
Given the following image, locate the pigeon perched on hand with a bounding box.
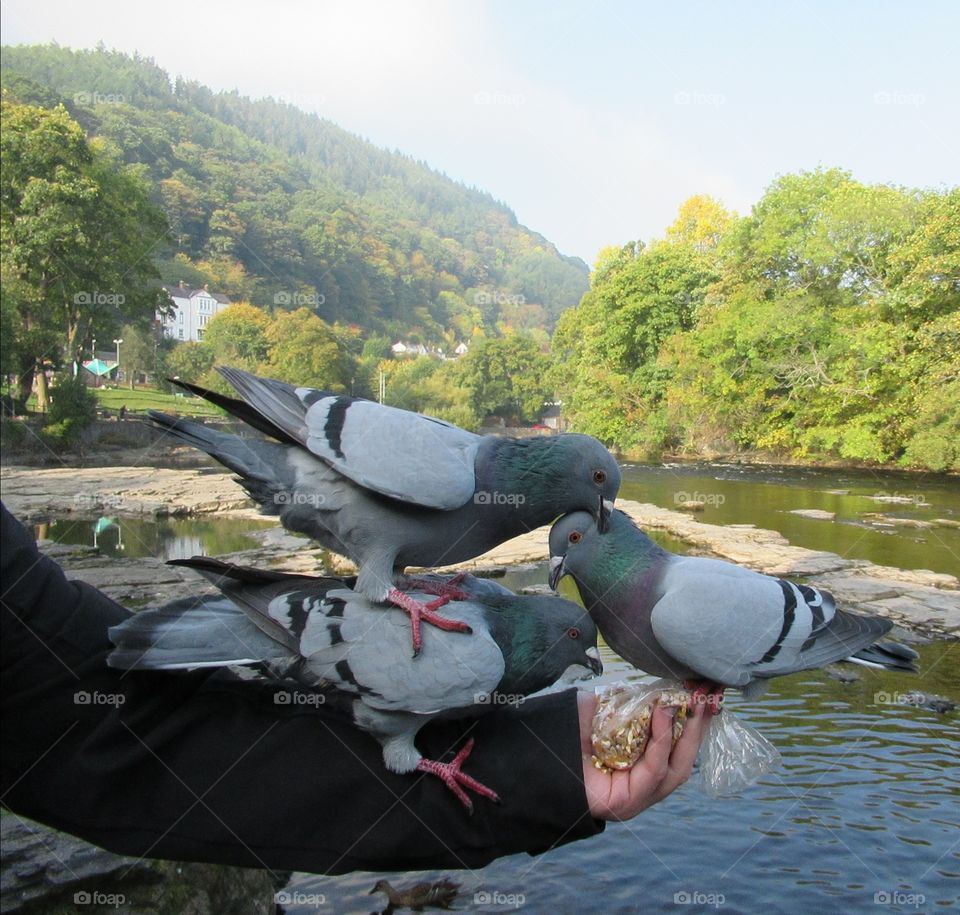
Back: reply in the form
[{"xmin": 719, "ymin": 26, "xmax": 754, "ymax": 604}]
[
  {"xmin": 549, "ymin": 509, "xmax": 916, "ymax": 703},
  {"xmin": 148, "ymin": 367, "xmax": 620, "ymax": 654},
  {"xmin": 107, "ymin": 559, "xmax": 602, "ymax": 810}
]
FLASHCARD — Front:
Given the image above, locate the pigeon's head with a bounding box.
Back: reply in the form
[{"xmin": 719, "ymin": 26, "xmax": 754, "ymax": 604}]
[
  {"xmin": 552, "ymin": 434, "xmax": 621, "ymax": 532},
  {"xmin": 508, "ymin": 596, "xmax": 602, "ymax": 689},
  {"xmin": 548, "ymin": 509, "xmax": 606, "ymax": 590}
]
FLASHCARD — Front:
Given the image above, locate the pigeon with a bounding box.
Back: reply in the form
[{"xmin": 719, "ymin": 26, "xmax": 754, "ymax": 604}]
[
  {"xmin": 147, "ymin": 367, "xmax": 620, "ymax": 654},
  {"xmin": 548, "ymin": 509, "xmax": 917, "ymax": 703},
  {"xmin": 107, "ymin": 559, "xmax": 602, "ymax": 810}
]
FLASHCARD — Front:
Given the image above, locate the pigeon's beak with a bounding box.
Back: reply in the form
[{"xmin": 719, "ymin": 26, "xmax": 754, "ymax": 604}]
[
  {"xmin": 585, "ymin": 646, "xmax": 603, "ymax": 676},
  {"xmin": 597, "ymin": 496, "xmax": 614, "ymax": 533},
  {"xmin": 548, "ymin": 555, "xmax": 565, "ymax": 591}
]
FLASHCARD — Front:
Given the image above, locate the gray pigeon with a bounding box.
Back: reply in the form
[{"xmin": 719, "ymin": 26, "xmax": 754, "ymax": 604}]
[
  {"xmin": 548, "ymin": 509, "xmax": 916, "ymax": 701},
  {"xmin": 148, "ymin": 367, "xmax": 620, "ymax": 653},
  {"xmin": 107, "ymin": 559, "xmax": 602, "ymax": 810}
]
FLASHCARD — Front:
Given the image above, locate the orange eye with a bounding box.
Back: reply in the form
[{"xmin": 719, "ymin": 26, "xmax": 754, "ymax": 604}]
[
  {"xmin": 568, "ymin": 530, "xmax": 582, "ymax": 544},
  {"xmin": 593, "ymin": 470, "xmax": 606, "ymax": 485},
  {"xmin": 567, "ymin": 627, "xmax": 580, "ymax": 640}
]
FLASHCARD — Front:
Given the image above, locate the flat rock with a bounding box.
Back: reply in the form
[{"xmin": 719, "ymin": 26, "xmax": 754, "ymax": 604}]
[{"xmin": 788, "ymin": 509, "xmax": 836, "ymax": 521}]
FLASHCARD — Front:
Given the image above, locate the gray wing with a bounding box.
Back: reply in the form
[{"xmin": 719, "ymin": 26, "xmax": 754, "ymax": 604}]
[
  {"xmin": 219, "ymin": 367, "xmax": 481, "ymax": 510},
  {"xmin": 107, "ymin": 596, "xmax": 292, "ymax": 670},
  {"xmin": 651, "ymin": 556, "xmax": 890, "ymax": 687},
  {"xmin": 270, "ymin": 588, "xmax": 505, "ymax": 714}
]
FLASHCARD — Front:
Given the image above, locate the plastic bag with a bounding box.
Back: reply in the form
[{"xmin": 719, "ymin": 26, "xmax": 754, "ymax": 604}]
[{"xmin": 590, "ymin": 678, "xmax": 781, "ymax": 797}]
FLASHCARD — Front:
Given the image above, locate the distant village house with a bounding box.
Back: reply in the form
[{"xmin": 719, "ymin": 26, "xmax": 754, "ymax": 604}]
[{"xmin": 158, "ymin": 282, "xmax": 231, "ymax": 342}]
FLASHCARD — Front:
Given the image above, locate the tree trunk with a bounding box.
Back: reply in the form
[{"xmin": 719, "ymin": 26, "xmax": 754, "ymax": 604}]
[
  {"xmin": 35, "ymin": 361, "xmax": 50, "ymax": 413},
  {"xmin": 14, "ymin": 365, "xmax": 34, "ymax": 413}
]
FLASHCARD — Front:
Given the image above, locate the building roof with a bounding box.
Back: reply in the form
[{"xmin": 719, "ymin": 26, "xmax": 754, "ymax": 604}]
[{"xmin": 162, "ymin": 283, "xmax": 231, "ymax": 304}]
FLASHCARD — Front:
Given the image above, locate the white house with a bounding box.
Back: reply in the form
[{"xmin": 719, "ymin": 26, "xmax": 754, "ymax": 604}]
[{"xmin": 159, "ymin": 282, "xmax": 231, "ymax": 343}]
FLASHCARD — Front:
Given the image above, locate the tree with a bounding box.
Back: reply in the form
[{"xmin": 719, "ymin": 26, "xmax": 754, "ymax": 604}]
[
  {"xmin": 262, "ymin": 308, "xmax": 356, "ymax": 391},
  {"xmin": 117, "ymin": 322, "xmax": 157, "ymax": 389},
  {"xmin": 456, "ymin": 335, "xmax": 551, "ymax": 423},
  {"xmin": 0, "ymin": 100, "xmax": 169, "ymax": 407},
  {"xmin": 202, "ymin": 302, "xmax": 272, "ymax": 370},
  {"xmin": 164, "ymin": 341, "xmax": 214, "ymax": 385}
]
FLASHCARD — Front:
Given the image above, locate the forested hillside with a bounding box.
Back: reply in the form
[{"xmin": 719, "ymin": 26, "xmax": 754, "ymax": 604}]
[{"xmin": 1, "ymin": 43, "xmax": 587, "ymax": 342}]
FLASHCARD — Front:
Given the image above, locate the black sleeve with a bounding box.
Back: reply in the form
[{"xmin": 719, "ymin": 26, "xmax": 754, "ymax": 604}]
[{"xmin": 0, "ymin": 502, "xmax": 603, "ymax": 874}]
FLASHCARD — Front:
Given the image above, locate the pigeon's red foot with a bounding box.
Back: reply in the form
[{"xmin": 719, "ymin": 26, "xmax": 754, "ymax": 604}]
[
  {"xmin": 398, "ymin": 572, "xmax": 470, "ymax": 602},
  {"xmin": 387, "ymin": 588, "xmax": 473, "ymax": 657},
  {"xmin": 683, "ymin": 679, "xmax": 726, "ymax": 716},
  {"xmin": 416, "ymin": 738, "xmax": 500, "ymax": 812}
]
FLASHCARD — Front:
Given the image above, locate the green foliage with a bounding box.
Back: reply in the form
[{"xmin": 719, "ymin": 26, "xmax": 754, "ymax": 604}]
[
  {"xmin": 263, "ymin": 308, "xmax": 356, "ymax": 391},
  {"xmin": 553, "ymin": 175, "xmax": 959, "ymax": 470},
  {"xmin": 456, "ymin": 335, "xmax": 551, "ymax": 423},
  {"xmin": 42, "ymin": 372, "xmax": 98, "ymax": 447},
  {"xmin": 163, "ymin": 341, "xmax": 215, "ymax": 385},
  {"xmin": 0, "ymin": 97, "xmax": 169, "ymax": 408}
]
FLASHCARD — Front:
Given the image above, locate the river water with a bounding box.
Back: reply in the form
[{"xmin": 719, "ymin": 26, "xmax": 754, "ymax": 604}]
[{"xmin": 37, "ymin": 462, "xmax": 960, "ymax": 911}]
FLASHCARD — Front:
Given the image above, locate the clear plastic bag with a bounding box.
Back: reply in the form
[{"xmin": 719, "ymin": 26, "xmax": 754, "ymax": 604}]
[{"xmin": 590, "ymin": 678, "xmax": 781, "ymax": 796}]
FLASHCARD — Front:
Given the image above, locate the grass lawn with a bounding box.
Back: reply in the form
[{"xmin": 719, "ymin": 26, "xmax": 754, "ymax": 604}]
[{"xmin": 93, "ymin": 386, "xmax": 224, "ymax": 416}]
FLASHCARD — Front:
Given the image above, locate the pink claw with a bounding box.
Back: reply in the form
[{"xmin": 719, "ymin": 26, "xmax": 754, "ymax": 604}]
[
  {"xmin": 683, "ymin": 679, "xmax": 726, "ymax": 716},
  {"xmin": 398, "ymin": 572, "xmax": 470, "ymax": 603},
  {"xmin": 415, "ymin": 738, "xmax": 500, "ymax": 812},
  {"xmin": 387, "ymin": 588, "xmax": 473, "ymax": 657}
]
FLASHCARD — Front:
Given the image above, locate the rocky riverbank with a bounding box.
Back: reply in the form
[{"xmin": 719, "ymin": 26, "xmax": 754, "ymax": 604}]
[{"xmin": 2, "ymin": 464, "xmax": 956, "ymax": 638}]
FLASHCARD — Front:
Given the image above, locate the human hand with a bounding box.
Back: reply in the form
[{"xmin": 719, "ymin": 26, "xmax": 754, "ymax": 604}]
[{"xmin": 578, "ymin": 690, "xmax": 711, "ymax": 821}]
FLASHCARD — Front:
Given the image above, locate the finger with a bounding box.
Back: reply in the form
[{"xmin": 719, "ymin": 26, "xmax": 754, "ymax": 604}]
[
  {"xmin": 665, "ymin": 698, "xmax": 711, "ymax": 777},
  {"xmin": 630, "ymin": 706, "xmax": 675, "ymax": 788}
]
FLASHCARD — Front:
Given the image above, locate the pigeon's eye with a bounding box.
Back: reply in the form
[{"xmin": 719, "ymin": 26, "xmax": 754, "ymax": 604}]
[
  {"xmin": 593, "ymin": 470, "xmax": 607, "ymax": 485},
  {"xmin": 568, "ymin": 530, "xmax": 582, "ymax": 544},
  {"xmin": 567, "ymin": 627, "xmax": 580, "ymax": 640}
]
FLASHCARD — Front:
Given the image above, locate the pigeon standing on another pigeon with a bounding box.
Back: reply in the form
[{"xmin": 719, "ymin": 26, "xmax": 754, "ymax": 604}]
[
  {"xmin": 108, "ymin": 559, "xmax": 602, "ymax": 810},
  {"xmin": 148, "ymin": 367, "xmax": 620, "ymax": 654},
  {"xmin": 549, "ymin": 509, "xmax": 916, "ymax": 703}
]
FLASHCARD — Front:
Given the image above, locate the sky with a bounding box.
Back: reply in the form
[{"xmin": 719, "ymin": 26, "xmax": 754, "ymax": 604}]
[{"xmin": 2, "ymin": 0, "xmax": 958, "ymax": 263}]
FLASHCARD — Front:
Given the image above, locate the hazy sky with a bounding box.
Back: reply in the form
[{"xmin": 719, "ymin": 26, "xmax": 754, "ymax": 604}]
[{"xmin": 2, "ymin": 0, "xmax": 957, "ymax": 263}]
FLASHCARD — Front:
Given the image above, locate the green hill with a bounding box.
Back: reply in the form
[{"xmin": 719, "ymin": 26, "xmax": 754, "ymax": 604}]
[{"xmin": 0, "ymin": 43, "xmax": 587, "ymax": 342}]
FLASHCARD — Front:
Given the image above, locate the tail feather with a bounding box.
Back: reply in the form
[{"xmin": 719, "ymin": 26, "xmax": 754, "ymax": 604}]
[
  {"xmin": 218, "ymin": 367, "xmax": 313, "ymax": 445},
  {"xmin": 847, "ymin": 639, "xmax": 920, "ymax": 672},
  {"xmin": 168, "ymin": 378, "xmax": 299, "ymax": 445},
  {"xmin": 147, "ymin": 411, "xmax": 293, "ymax": 512},
  {"xmin": 763, "ymin": 608, "xmax": 893, "ymax": 676},
  {"xmin": 107, "ymin": 596, "xmax": 289, "ymax": 671}
]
